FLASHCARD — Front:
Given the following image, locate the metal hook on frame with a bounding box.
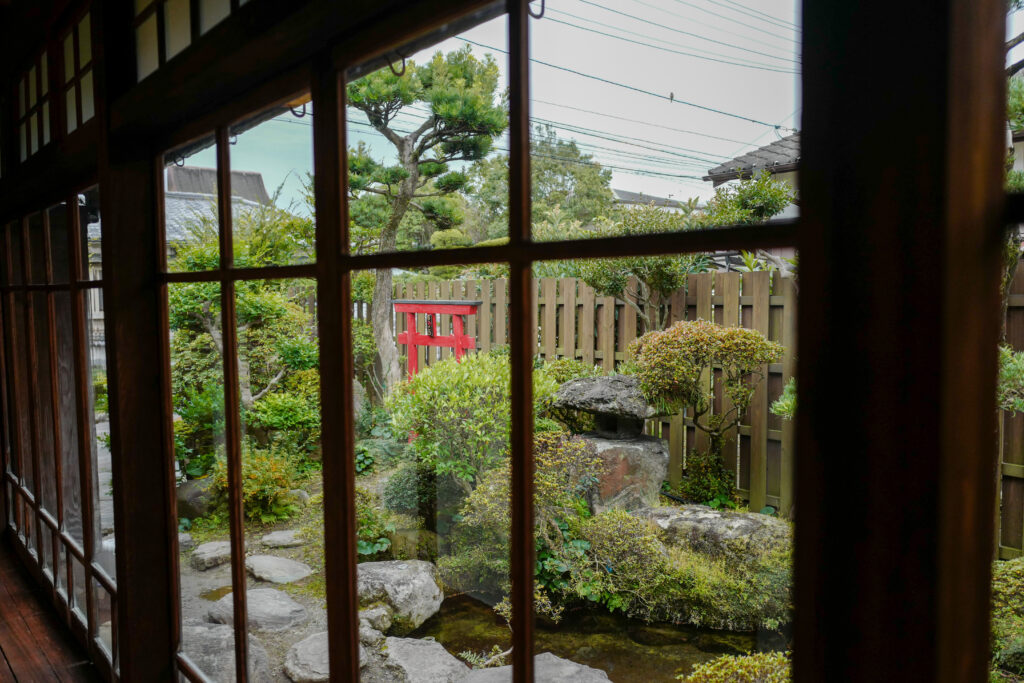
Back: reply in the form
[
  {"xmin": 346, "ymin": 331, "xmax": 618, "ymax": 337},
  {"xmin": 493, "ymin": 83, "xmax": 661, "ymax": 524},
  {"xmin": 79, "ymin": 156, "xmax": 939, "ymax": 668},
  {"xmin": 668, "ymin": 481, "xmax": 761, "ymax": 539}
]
[
  {"xmin": 388, "ymin": 54, "xmax": 407, "ymax": 77},
  {"xmin": 527, "ymin": 0, "xmax": 545, "ymax": 19},
  {"xmin": 290, "ymin": 103, "xmax": 307, "ymax": 118},
  {"xmin": 174, "ymin": 156, "xmax": 185, "ymax": 167},
  {"xmin": 229, "ymin": 134, "xmax": 238, "ymax": 145}
]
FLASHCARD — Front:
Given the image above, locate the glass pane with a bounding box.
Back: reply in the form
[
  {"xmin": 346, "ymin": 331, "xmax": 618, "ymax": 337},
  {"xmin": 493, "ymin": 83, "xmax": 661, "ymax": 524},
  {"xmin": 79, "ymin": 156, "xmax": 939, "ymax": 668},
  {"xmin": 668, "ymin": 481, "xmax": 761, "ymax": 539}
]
[
  {"xmin": 19, "ymin": 122, "xmax": 27, "ymax": 162},
  {"xmin": 42, "ymin": 102, "xmax": 50, "ymax": 145},
  {"xmin": 136, "ymin": 14, "xmax": 159, "ymax": 82},
  {"xmin": 164, "ymin": 134, "xmax": 219, "ymax": 273},
  {"xmin": 28, "ymin": 66, "xmax": 36, "ymax": 107},
  {"xmin": 81, "ymin": 186, "xmax": 101, "ymax": 281},
  {"xmin": 529, "ymin": 0, "xmax": 800, "ymax": 242},
  {"xmin": 78, "ymin": 14, "xmax": 92, "ymax": 66},
  {"xmin": 66, "ymin": 87, "xmax": 77, "ymax": 134},
  {"xmin": 81, "ymin": 71, "xmax": 94, "ymax": 123},
  {"xmin": 32, "ymin": 288, "xmax": 59, "ymax": 521},
  {"xmin": 236, "ymin": 278, "xmax": 321, "ymax": 681},
  {"xmin": 49, "ymin": 203, "xmax": 70, "ymax": 284},
  {"xmin": 64, "ymin": 33, "xmax": 75, "ymax": 83},
  {"xmin": 40, "ymin": 524, "xmax": 54, "ymax": 582},
  {"xmin": 29, "ymin": 114, "xmax": 37, "ymax": 156},
  {"xmin": 523, "ymin": 259, "xmax": 796, "ymax": 681},
  {"xmin": 56, "ymin": 290, "xmax": 83, "ymax": 546},
  {"xmin": 57, "ymin": 544, "xmax": 68, "ymax": 596},
  {"xmin": 28, "ymin": 211, "xmax": 46, "ymax": 285},
  {"xmin": 94, "ymin": 579, "xmax": 114, "ymax": 662},
  {"xmin": 228, "ymin": 95, "xmax": 315, "ymax": 267},
  {"xmin": 11, "ymin": 288, "xmax": 31, "ymax": 496},
  {"xmin": 345, "ymin": 14, "xmax": 510, "ymax": 256},
  {"xmin": 40, "ymin": 53, "xmax": 48, "ymax": 96},
  {"xmin": 164, "ymin": 0, "xmax": 191, "ymax": 60},
  {"xmin": 199, "ymin": 0, "xmax": 230, "ymax": 35},
  {"xmin": 357, "ymin": 265, "xmax": 511, "ymax": 681},
  {"xmin": 134, "ymin": 0, "xmax": 153, "ymax": 17},
  {"xmin": 86, "ymin": 289, "xmax": 115, "ymax": 580},
  {"xmin": 18, "ymin": 76, "xmax": 26, "ymax": 117},
  {"xmin": 71, "ymin": 553, "xmax": 87, "ymax": 619},
  {"xmin": 168, "ymin": 280, "xmax": 234, "ymax": 681}
]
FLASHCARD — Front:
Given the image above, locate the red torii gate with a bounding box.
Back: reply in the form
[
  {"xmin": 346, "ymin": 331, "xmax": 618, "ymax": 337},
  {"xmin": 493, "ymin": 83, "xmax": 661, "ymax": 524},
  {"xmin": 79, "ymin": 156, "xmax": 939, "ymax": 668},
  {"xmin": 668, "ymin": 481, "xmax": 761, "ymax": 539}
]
[{"xmin": 394, "ymin": 299, "xmax": 482, "ymax": 379}]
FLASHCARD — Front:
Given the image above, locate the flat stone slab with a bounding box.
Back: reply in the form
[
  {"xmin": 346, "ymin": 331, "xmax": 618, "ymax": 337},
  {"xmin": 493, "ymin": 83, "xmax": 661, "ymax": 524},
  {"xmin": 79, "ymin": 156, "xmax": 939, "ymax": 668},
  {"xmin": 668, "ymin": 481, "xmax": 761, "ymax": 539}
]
[
  {"xmin": 207, "ymin": 587, "xmax": 307, "ymax": 632},
  {"xmin": 181, "ymin": 622, "xmax": 272, "ymax": 682},
  {"xmin": 382, "ymin": 637, "xmax": 468, "ymax": 682},
  {"xmin": 246, "ymin": 555, "xmax": 313, "ymax": 584},
  {"xmin": 462, "ymin": 652, "xmax": 610, "ymax": 682},
  {"xmin": 635, "ymin": 504, "xmax": 791, "ymax": 560},
  {"xmin": 261, "ymin": 529, "xmax": 304, "ymax": 548},
  {"xmin": 357, "ymin": 561, "xmax": 443, "ymax": 635},
  {"xmin": 284, "ymin": 631, "xmax": 333, "ymax": 683},
  {"xmin": 191, "ymin": 541, "xmax": 231, "ymax": 571}
]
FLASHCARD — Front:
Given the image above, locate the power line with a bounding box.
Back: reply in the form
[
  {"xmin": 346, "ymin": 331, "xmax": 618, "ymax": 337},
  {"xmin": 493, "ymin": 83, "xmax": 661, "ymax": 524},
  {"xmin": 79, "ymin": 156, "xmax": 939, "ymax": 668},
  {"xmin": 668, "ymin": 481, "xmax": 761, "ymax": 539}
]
[
  {"xmin": 574, "ymin": 0, "xmax": 798, "ymax": 66},
  {"xmin": 706, "ymin": 0, "xmax": 801, "ymax": 34},
  {"xmin": 620, "ymin": 0, "xmax": 799, "ymax": 55},
  {"xmin": 716, "ymin": 0, "xmax": 800, "ymax": 30},
  {"xmin": 543, "ymin": 16, "xmax": 798, "ymax": 74},
  {"xmin": 666, "ymin": 0, "xmax": 801, "ymax": 46},
  {"xmin": 457, "ymin": 37, "xmax": 795, "ymax": 131}
]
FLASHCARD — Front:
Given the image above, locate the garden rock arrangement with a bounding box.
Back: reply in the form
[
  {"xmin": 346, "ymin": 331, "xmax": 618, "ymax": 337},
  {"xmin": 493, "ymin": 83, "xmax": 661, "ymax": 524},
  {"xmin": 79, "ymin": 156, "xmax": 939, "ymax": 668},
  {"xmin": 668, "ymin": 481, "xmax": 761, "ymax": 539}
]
[
  {"xmin": 635, "ymin": 504, "xmax": 792, "ymax": 559},
  {"xmin": 461, "ymin": 652, "xmax": 611, "ymax": 682},
  {"xmin": 554, "ymin": 376, "xmax": 668, "ymax": 511},
  {"xmin": 284, "ymin": 632, "xmax": 332, "ymax": 683},
  {"xmin": 246, "ymin": 555, "xmax": 313, "ymax": 584},
  {"xmin": 182, "ymin": 622, "xmax": 273, "ymax": 682},
  {"xmin": 191, "ymin": 541, "xmax": 231, "ymax": 570},
  {"xmin": 261, "ymin": 529, "xmax": 304, "ymax": 548},
  {"xmin": 207, "ymin": 588, "xmax": 308, "ymax": 631},
  {"xmin": 357, "ymin": 560, "xmax": 444, "ymax": 635}
]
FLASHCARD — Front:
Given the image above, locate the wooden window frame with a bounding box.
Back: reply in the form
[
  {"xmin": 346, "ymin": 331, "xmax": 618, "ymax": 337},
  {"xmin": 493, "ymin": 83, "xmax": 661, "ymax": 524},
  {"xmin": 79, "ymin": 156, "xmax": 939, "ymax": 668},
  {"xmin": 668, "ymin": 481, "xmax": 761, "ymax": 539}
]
[
  {"xmin": 1, "ymin": 189, "xmax": 117, "ymax": 680},
  {"xmin": 14, "ymin": 51, "xmax": 52, "ymax": 161},
  {"xmin": 60, "ymin": 9, "xmax": 96, "ymax": 135}
]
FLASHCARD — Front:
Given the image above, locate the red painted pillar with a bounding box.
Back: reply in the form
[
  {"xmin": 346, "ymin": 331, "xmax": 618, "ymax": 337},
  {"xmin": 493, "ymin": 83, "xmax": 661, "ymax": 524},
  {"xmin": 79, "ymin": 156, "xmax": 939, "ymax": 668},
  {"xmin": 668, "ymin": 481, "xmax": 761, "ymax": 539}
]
[
  {"xmin": 406, "ymin": 312, "xmax": 417, "ymax": 379},
  {"xmin": 453, "ymin": 314, "xmax": 465, "ymax": 360}
]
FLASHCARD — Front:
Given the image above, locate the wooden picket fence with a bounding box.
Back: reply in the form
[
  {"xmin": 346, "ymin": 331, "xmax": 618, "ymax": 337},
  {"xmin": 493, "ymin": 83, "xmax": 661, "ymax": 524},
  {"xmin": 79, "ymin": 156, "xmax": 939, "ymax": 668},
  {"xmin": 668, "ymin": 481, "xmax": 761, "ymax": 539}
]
[
  {"xmin": 375, "ymin": 271, "xmax": 797, "ymax": 515},
  {"xmin": 1000, "ymin": 262, "xmax": 1024, "ymax": 559}
]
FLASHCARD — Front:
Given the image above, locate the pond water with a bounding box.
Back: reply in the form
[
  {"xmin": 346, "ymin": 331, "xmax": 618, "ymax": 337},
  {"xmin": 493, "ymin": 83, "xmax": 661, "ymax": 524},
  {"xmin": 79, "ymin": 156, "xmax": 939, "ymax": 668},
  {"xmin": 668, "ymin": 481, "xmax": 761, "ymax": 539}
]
[{"xmin": 410, "ymin": 594, "xmax": 764, "ymax": 682}]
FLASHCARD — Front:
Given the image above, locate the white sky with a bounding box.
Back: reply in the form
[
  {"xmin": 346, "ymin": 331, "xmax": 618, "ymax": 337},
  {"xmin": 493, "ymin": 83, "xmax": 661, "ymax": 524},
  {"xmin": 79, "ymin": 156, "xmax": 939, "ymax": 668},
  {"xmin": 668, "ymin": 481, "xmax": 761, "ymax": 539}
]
[{"xmin": 184, "ymin": 0, "xmax": 802, "ymax": 213}]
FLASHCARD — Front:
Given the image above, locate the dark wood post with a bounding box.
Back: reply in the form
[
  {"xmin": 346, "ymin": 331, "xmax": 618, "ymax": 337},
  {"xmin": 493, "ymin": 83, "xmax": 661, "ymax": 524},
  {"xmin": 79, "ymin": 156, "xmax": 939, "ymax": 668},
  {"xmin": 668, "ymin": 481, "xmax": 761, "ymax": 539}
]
[{"xmin": 796, "ymin": 0, "xmax": 1006, "ymax": 681}]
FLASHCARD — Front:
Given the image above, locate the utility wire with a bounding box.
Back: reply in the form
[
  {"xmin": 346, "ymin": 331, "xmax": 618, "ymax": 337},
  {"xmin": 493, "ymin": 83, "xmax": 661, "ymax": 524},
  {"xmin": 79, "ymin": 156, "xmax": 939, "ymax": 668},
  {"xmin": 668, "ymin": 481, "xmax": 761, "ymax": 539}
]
[
  {"xmin": 543, "ymin": 16, "xmax": 798, "ymax": 74},
  {"xmin": 716, "ymin": 0, "xmax": 800, "ymax": 30},
  {"xmin": 705, "ymin": 0, "xmax": 800, "ymax": 33},
  {"xmin": 457, "ymin": 37, "xmax": 795, "ymax": 131},
  {"xmin": 667, "ymin": 0, "xmax": 801, "ymax": 46},
  {"xmin": 575, "ymin": 0, "xmax": 798, "ymax": 65},
  {"xmin": 620, "ymin": 0, "xmax": 799, "ymax": 55}
]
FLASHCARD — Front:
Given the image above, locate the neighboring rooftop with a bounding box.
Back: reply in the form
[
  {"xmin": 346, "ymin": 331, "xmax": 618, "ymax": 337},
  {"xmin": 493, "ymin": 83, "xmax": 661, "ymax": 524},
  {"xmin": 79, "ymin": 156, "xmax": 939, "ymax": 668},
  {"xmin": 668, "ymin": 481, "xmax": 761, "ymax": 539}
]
[
  {"xmin": 612, "ymin": 188, "xmax": 686, "ymax": 209},
  {"xmin": 703, "ymin": 132, "xmax": 800, "ymax": 186},
  {"xmin": 165, "ymin": 166, "xmax": 271, "ymax": 205}
]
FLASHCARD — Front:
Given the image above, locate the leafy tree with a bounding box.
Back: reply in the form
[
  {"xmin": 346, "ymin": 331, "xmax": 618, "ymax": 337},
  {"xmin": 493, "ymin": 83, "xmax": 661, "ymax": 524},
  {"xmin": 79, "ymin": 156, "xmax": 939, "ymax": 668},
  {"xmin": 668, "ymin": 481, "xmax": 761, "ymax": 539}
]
[
  {"xmin": 463, "ymin": 125, "xmax": 615, "ymax": 240},
  {"xmin": 558, "ymin": 203, "xmax": 709, "ymax": 331},
  {"xmin": 346, "ymin": 46, "xmax": 508, "ymax": 392}
]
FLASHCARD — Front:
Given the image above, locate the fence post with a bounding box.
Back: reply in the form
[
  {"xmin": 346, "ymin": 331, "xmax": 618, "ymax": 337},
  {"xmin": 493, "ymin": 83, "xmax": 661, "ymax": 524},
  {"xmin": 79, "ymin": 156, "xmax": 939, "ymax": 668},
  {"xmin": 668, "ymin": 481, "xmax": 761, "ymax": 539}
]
[
  {"xmin": 719, "ymin": 271, "xmax": 741, "ymax": 490},
  {"xmin": 691, "ymin": 273, "xmax": 713, "ymax": 457},
  {"xmin": 779, "ymin": 276, "xmax": 797, "ymax": 516},
  {"xmin": 560, "ymin": 277, "xmax": 576, "ymax": 361},
  {"xmin": 599, "ymin": 295, "xmax": 615, "ymax": 373},
  {"xmin": 541, "ymin": 278, "xmax": 557, "ymax": 361},
  {"xmin": 579, "ymin": 284, "xmax": 595, "ymax": 366},
  {"xmin": 745, "ymin": 271, "xmax": 770, "ymax": 512}
]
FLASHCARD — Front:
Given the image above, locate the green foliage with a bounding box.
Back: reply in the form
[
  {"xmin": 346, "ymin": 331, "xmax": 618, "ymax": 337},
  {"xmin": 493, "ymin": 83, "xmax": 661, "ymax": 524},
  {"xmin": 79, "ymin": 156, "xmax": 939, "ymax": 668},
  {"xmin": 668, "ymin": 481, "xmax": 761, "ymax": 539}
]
[
  {"xmin": 356, "ymin": 487, "xmax": 395, "ymax": 557},
  {"xmin": 429, "ymin": 228, "xmax": 472, "ymax": 250},
  {"xmin": 211, "ymin": 446, "xmax": 298, "ymax": 523},
  {"xmin": 701, "ymin": 170, "xmax": 794, "ymax": 227},
  {"xmin": 679, "ymin": 652, "xmax": 791, "ymax": 683},
  {"xmin": 383, "ymin": 461, "xmax": 435, "ymax": 514},
  {"xmin": 174, "ymin": 384, "xmax": 224, "ymax": 478},
  {"xmin": 1011, "ymin": 76, "xmax": 1024, "ymax": 132},
  {"xmin": 355, "ymin": 442, "xmax": 375, "ymax": 474},
  {"xmin": 680, "ymin": 449, "xmax": 736, "ymax": 506},
  {"xmin": 248, "ymin": 391, "xmax": 318, "ymax": 433},
  {"xmin": 770, "ymin": 377, "xmax": 796, "ymax": 421},
  {"xmin": 566, "ymin": 204, "xmax": 709, "ymax": 330},
  {"xmin": 1008, "ymin": 170, "xmax": 1024, "ymax": 194},
  {"xmin": 92, "ymin": 370, "xmax": 109, "ymax": 414},
  {"xmin": 630, "ymin": 320, "xmax": 783, "ymax": 463},
  {"xmin": 1000, "ymin": 346, "xmax": 1024, "ymax": 414},
  {"xmin": 993, "ymin": 558, "xmax": 1024, "ymax": 675},
  {"xmin": 386, "ymin": 353, "xmax": 559, "ymax": 494}
]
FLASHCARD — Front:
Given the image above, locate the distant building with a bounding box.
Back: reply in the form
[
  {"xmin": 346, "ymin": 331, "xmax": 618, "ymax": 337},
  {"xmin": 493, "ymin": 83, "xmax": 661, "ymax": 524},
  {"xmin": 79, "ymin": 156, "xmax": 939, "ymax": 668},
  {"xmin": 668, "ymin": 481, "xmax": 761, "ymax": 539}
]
[{"xmin": 612, "ymin": 188, "xmax": 688, "ymax": 213}]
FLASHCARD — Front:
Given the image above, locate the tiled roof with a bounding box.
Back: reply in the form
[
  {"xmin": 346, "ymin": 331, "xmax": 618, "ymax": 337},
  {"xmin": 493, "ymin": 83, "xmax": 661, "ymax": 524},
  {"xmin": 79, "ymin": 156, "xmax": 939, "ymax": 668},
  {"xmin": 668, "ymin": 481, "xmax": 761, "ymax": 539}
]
[
  {"xmin": 704, "ymin": 133, "xmax": 800, "ymax": 184},
  {"xmin": 612, "ymin": 188, "xmax": 685, "ymax": 209}
]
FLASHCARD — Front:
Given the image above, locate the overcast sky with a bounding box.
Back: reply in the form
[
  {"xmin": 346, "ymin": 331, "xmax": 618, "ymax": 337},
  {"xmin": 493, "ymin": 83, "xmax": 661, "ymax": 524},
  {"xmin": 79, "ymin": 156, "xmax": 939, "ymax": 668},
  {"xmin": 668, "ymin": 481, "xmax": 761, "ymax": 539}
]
[{"xmin": 182, "ymin": 0, "xmax": 802, "ymax": 215}]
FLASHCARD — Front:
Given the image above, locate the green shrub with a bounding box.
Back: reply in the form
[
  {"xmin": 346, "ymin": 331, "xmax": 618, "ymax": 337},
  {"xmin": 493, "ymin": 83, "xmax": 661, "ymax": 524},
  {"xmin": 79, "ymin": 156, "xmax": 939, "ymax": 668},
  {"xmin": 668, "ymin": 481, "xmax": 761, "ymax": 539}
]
[
  {"xmin": 430, "ymin": 228, "xmax": 472, "ymax": 249},
  {"xmin": 387, "ymin": 353, "xmax": 559, "ymax": 495},
  {"xmin": 383, "ymin": 461, "xmax": 436, "ymax": 514},
  {"xmin": 211, "ymin": 447, "xmax": 299, "ymax": 524},
  {"xmin": 680, "ymin": 449, "xmax": 736, "ymax": 506},
  {"xmin": 993, "ymin": 558, "xmax": 1024, "ymax": 675},
  {"xmin": 174, "ymin": 384, "xmax": 225, "ymax": 479},
  {"xmin": 93, "ymin": 370, "xmax": 109, "ymax": 414},
  {"xmin": 356, "ymin": 487, "xmax": 395, "ymax": 557},
  {"xmin": 679, "ymin": 652, "xmax": 790, "ymax": 683},
  {"xmin": 770, "ymin": 377, "xmax": 796, "ymax": 421}
]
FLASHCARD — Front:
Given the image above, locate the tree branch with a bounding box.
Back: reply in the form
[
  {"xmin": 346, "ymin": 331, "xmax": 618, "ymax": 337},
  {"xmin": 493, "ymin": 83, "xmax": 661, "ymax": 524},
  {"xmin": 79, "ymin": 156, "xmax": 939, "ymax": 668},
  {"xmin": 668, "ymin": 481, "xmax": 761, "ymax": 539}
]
[
  {"xmin": 1008, "ymin": 30, "xmax": 1024, "ymax": 54},
  {"xmin": 1008, "ymin": 56, "xmax": 1024, "ymax": 79},
  {"xmin": 251, "ymin": 368, "xmax": 286, "ymax": 403}
]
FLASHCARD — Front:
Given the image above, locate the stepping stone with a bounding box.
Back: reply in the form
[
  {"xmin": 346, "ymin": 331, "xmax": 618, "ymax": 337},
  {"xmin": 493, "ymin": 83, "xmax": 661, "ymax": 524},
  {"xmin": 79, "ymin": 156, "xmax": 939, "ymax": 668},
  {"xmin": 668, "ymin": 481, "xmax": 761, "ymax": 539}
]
[
  {"xmin": 261, "ymin": 529, "xmax": 304, "ymax": 548},
  {"xmin": 182, "ymin": 622, "xmax": 273, "ymax": 683},
  {"xmin": 381, "ymin": 637, "xmax": 468, "ymax": 683},
  {"xmin": 284, "ymin": 631, "xmax": 345, "ymax": 683},
  {"xmin": 462, "ymin": 652, "xmax": 610, "ymax": 682},
  {"xmin": 178, "ymin": 532, "xmax": 194, "ymax": 551},
  {"xmin": 191, "ymin": 541, "xmax": 231, "ymax": 571},
  {"xmin": 246, "ymin": 555, "xmax": 313, "ymax": 584},
  {"xmin": 206, "ymin": 588, "xmax": 307, "ymax": 632}
]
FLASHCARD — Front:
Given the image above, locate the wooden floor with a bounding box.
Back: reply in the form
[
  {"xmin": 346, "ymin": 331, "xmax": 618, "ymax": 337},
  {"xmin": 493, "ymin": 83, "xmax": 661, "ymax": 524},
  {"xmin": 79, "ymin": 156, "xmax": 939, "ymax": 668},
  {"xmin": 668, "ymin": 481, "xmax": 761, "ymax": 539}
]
[{"xmin": 0, "ymin": 538, "xmax": 102, "ymax": 682}]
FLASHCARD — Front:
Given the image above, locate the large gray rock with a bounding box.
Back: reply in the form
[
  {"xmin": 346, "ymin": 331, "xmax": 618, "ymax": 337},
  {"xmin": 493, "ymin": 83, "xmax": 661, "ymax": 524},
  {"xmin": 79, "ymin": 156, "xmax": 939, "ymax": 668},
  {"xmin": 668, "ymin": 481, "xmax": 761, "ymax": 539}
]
[
  {"xmin": 462, "ymin": 652, "xmax": 610, "ymax": 682},
  {"xmin": 284, "ymin": 631, "xmax": 335, "ymax": 683},
  {"xmin": 246, "ymin": 555, "xmax": 313, "ymax": 584},
  {"xmin": 178, "ymin": 532, "xmax": 194, "ymax": 551},
  {"xmin": 181, "ymin": 622, "xmax": 272, "ymax": 682},
  {"xmin": 635, "ymin": 504, "xmax": 791, "ymax": 560},
  {"xmin": 588, "ymin": 435, "xmax": 669, "ymax": 512},
  {"xmin": 381, "ymin": 637, "xmax": 468, "ymax": 682},
  {"xmin": 207, "ymin": 587, "xmax": 307, "ymax": 631},
  {"xmin": 190, "ymin": 541, "xmax": 231, "ymax": 570},
  {"xmin": 554, "ymin": 376, "xmax": 658, "ymax": 435},
  {"xmin": 177, "ymin": 477, "xmax": 215, "ymax": 520},
  {"xmin": 262, "ymin": 529, "xmax": 304, "ymax": 548},
  {"xmin": 357, "ymin": 561, "xmax": 444, "ymax": 635},
  {"xmin": 360, "ymin": 605, "xmax": 394, "ymax": 633}
]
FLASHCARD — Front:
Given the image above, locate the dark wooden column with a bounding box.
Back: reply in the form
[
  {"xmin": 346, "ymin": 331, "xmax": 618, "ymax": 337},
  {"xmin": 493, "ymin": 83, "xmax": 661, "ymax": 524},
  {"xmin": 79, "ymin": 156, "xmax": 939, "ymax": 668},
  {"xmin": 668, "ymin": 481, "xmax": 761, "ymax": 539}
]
[{"xmin": 795, "ymin": 1, "xmax": 1006, "ymax": 681}]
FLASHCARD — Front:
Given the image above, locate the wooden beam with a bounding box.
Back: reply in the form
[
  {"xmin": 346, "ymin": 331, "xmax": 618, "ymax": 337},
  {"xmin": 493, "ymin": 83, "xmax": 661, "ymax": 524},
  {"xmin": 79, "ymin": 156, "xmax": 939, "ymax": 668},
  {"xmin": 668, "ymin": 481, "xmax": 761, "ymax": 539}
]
[{"xmin": 795, "ymin": 0, "xmax": 1006, "ymax": 680}]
